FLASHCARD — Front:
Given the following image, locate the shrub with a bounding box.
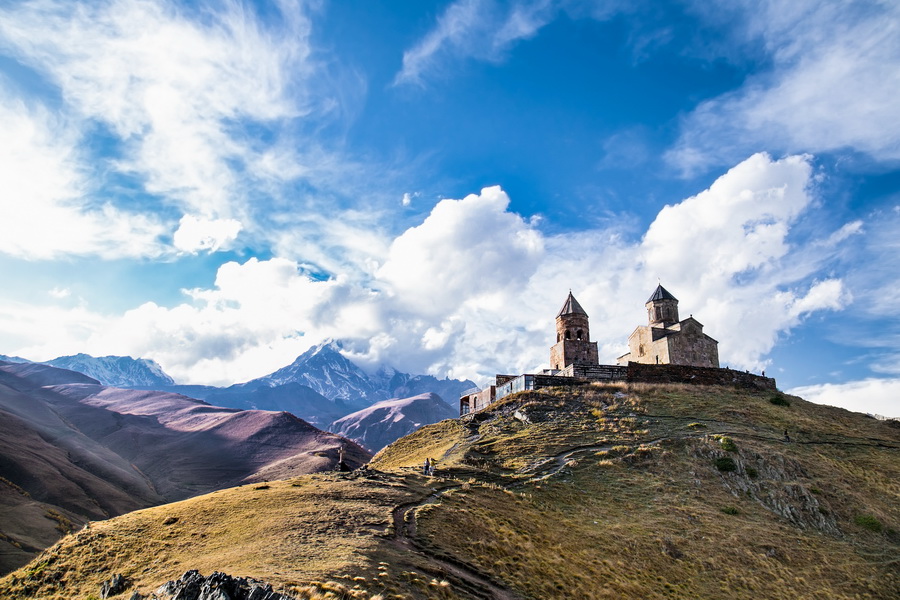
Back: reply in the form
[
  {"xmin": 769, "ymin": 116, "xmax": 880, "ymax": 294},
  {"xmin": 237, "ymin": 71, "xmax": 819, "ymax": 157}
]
[
  {"xmin": 715, "ymin": 457, "xmax": 737, "ymax": 472},
  {"xmin": 687, "ymin": 422, "xmax": 707, "ymax": 429},
  {"xmin": 721, "ymin": 506, "xmax": 739, "ymax": 515},
  {"xmin": 854, "ymin": 514, "xmax": 883, "ymax": 533},
  {"xmin": 745, "ymin": 466, "xmax": 759, "ymax": 479},
  {"xmin": 719, "ymin": 436, "xmax": 738, "ymax": 452},
  {"xmin": 769, "ymin": 394, "xmax": 791, "ymax": 407}
]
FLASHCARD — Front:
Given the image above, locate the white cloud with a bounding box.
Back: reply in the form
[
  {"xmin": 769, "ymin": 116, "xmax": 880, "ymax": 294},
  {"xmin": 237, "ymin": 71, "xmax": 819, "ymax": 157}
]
[
  {"xmin": 48, "ymin": 287, "xmax": 71, "ymax": 299},
  {"xmin": 394, "ymin": 0, "xmax": 558, "ymax": 86},
  {"xmin": 669, "ymin": 0, "xmax": 900, "ymax": 173},
  {"xmin": 377, "ymin": 186, "xmax": 544, "ymax": 317},
  {"xmin": 173, "ymin": 214, "xmax": 242, "ymax": 253},
  {"xmin": 0, "ymin": 93, "xmax": 167, "ymax": 259},
  {"xmin": 0, "ymin": 155, "xmax": 859, "ymax": 386},
  {"xmin": 0, "ymin": 0, "xmax": 313, "ymax": 242},
  {"xmin": 789, "ymin": 378, "xmax": 900, "ymax": 418}
]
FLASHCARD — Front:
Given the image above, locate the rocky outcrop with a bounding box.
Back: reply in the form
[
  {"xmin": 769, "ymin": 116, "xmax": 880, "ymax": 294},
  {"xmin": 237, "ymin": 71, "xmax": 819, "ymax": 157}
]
[
  {"xmin": 138, "ymin": 570, "xmax": 294, "ymax": 600},
  {"xmin": 694, "ymin": 438, "xmax": 840, "ymax": 535}
]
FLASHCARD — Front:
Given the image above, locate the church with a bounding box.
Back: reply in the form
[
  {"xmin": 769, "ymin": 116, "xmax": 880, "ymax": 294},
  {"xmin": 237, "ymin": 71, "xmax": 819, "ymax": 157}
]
[
  {"xmin": 459, "ymin": 284, "xmax": 730, "ymax": 416},
  {"xmin": 615, "ymin": 285, "xmax": 719, "ymax": 369}
]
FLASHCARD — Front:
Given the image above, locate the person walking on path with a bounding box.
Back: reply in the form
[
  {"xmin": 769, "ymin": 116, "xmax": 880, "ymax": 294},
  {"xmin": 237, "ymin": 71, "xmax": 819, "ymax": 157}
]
[{"xmin": 423, "ymin": 457, "xmax": 430, "ymax": 475}]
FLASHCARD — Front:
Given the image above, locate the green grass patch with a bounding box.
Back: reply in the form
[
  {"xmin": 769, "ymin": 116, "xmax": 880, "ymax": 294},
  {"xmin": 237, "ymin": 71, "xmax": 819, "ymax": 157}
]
[
  {"xmin": 769, "ymin": 394, "xmax": 791, "ymax": 407},
  {"xmin": 719, "ymin": 436, "xmax": 738, "ymax": 452},
  {"xmin": 854, "ymin": 514, "xmax": 883, "ymax": 533},
  {"xmin": 721, "ymin": 506, "xmax": 740, "ymax": 515}
]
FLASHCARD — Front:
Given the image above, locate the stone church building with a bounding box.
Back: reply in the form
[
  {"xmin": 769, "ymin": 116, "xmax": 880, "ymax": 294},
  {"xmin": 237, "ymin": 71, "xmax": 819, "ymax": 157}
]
[
  {"xmin": 616, "ymin": 284, "xmax": 719, "ymax": 368},
  {"xmin": 460, "ymin": 285, "xmax": 766, "ymax": 415},
  {"xmin": 549, "ymin": 291, "xmax": 599, "ymax": 370}
]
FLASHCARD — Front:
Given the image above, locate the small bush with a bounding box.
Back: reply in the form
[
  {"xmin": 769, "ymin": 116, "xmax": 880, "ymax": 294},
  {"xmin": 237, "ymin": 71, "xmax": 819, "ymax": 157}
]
[
  {"xmin": 854, "ymin": 514, "xmax": 883, "ymax": 533},
  {"xmin": 715, "ymin": 457, "xmax": 737, "ymax": 472},
  {"xmin": 721, "ymin": 506, "xmax": 740, "ymax": 515},
  {"xmin": 687, "ymin": 422, "xmax": 707, "ymax": 429},
  {"xmin": 719, "ymin": 436, "xmax": 738, "ymax": 452},
  {"xmin": 745, "ymin": 466, "xmax": 759, "ymax": 479},
  {"xmin": 769, "ymin": 394, "xmax": 791, "ymax": 407}
]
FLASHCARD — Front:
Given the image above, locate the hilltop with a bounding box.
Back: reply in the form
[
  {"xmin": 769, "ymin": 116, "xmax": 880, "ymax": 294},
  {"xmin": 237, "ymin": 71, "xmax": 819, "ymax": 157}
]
[{"xmin": 1, "ymin": 382, "xmax": 898, "ymax": 599}]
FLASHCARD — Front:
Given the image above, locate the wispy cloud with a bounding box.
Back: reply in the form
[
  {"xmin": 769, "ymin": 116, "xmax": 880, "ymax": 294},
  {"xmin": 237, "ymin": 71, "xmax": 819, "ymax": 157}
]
[
  {"xmin": 0, "ymin": 0, "xmax": 316, "ymax": 257},
  {"xmin": 0, "ymin": 92, "xmax": 167, "ymax": 259},
  {"xmin": 668, "ymin": 0, "xmax": 900, "ymax": 174},
  {"xmin": 394, "ymin": 0, "xmax": 559, "ymax": 86}
]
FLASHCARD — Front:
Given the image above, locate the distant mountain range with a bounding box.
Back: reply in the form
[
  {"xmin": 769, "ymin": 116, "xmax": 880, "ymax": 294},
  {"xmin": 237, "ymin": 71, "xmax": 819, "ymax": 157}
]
[
  {"xmin": 0, "ymin": 341, "xmax": 474, "ymax": 456},
  {"xmin": 0, "ymin": 360, "xmax": 369, "ymax": 574},
  {"xmin": 45, "ymin": 353, "xmax": 175, "ymax": 388},
  {"xmin": 0, "ymin": 353, "xmax": 174, "ymax": 388}
]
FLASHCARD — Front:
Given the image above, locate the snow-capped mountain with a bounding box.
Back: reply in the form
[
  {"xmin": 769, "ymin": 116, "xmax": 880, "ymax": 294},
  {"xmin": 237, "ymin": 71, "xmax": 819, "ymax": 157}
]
[
  {"xmin": 0, "ymin": 354, "xmax": 30, "ymax": 364},
  {"xmin": 329, "ymin": 392, "xmax": 457, "ymax": 452},
  {"xmin": 247, "ymin": 340, "xmax": 476, "ymax": 412},
  {"xmin": 44, "ymin": 354, "xmax": 175, "ymax": 388},
  {"xmin": 252, "ymin": 341, "xmax": 384, "ymax": 409}
]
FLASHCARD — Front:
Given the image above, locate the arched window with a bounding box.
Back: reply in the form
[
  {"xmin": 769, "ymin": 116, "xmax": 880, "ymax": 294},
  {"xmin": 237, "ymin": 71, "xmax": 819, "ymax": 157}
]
[
  {"xmin": 576, "ymin": 329, "xmax": 584, "ymax": 340},
  {"xmin": 565, "ymin": 330, "xmax": 571, "ymax": 340}
]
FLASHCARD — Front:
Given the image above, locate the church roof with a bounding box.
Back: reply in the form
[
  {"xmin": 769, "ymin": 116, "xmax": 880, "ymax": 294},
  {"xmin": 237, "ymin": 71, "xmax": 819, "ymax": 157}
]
[
  {"xmin": 557, "ymin": 291, "xmax": 588, "ymax": 317},
  {"xmin": 647, "ymin": 284, "xmax": 678, "ymax": 303}
]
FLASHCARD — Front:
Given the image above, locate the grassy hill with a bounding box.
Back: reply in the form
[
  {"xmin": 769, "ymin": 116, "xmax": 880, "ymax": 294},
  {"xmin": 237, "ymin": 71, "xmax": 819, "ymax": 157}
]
[{"xmin": 1, "ymin": 382, "xmax": 898, "ymax": 599}]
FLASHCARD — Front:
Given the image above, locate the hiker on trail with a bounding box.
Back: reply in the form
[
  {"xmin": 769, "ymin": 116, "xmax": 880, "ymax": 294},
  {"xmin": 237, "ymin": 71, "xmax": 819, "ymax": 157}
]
[
  {"xmin": 784, "ymin": 430, "xmax": 790, "ymax": 442},
  {"xmin": 428, "ymin": 459, "xmax": 436, "ymax": 477},
  {"xmin": 423, "ymin": 458, "xmax": 430, "ymax": 475}
]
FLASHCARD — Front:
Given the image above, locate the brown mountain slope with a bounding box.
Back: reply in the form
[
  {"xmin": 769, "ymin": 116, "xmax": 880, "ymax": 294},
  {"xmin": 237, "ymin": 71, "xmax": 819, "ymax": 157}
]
[
  {"xmin": 0, "ymin": 363, "xmax": 371, "ymax": 575},
  {"xmin": 329, "ymin": 392, "xmax": 457, "ymax": 452},
  {"xmin": 1, "ymin": 382, "xmax": 898, "ymax": 600}
]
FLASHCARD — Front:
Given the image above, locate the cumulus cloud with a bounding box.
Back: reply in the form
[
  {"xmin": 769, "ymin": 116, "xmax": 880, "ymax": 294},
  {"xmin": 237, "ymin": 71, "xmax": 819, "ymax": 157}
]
[
  {"xmin": 0, "ymin": 93, "xmax": 167, "ymax": 259},
  {"xmin": 377, "ymin": 186, "xmax": 543, "ymax": 316},
  {"xmin": 669, "ymin": 0, "xmax": 900, "ymax": 173},
  {"xmin": 789, "ymin": 378, "xmax": 900, "ymax": 418}
]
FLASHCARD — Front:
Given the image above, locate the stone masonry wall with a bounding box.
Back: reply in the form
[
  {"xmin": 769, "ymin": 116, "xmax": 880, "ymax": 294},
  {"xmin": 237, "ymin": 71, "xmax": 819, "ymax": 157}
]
[{"xmin": 626, "ymin": 362, "xmax": 776, "ymax": 390}]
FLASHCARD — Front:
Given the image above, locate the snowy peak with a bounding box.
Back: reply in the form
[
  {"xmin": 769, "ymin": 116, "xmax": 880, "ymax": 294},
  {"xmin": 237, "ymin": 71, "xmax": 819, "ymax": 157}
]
[
  {"xmin": 44, "ymin": 354, "xmax": 175, "ymax": 388},
  {"xmin": 253, "ymin": 341, "xmax": 383, "ymax": 409},
  {"xmin": 248, "ymin": 340, "xmax": 476, "ymax": 412}
]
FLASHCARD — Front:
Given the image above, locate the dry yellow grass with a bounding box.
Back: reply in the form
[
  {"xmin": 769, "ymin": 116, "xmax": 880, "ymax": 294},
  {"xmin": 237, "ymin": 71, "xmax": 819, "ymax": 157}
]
[{"xmin": 2, "ymin": 382, "xmax": 898, "ymax": 599}]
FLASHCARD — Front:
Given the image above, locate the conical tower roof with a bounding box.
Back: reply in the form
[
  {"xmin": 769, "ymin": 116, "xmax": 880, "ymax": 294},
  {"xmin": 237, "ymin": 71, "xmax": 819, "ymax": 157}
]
[
  {"xmin": 557, "ymin": 291, "xmax": 588, "ymax": 318},
  {"xmin": 647, "ymin": 284, "xmax": 677, "ymax": 303}
]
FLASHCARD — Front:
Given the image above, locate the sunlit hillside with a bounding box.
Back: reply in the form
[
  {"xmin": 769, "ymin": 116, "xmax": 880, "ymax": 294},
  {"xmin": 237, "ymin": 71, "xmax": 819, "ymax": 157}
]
[{"xmin": 2, "ymin": 382, "xmax": 898, "ymax": 600}]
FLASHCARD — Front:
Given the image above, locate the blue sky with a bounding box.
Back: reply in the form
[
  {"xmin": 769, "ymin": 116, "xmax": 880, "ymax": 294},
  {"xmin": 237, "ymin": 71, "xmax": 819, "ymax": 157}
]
[{"xmin": 0, "ymin": 0, "xmax": 898, "ymax": 416}]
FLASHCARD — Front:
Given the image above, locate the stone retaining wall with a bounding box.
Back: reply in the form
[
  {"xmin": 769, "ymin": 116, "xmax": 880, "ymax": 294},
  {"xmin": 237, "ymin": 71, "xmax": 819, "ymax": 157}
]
[{"xmin": 626, "ymin": 362, "xmax": 776, "ymax": 390}]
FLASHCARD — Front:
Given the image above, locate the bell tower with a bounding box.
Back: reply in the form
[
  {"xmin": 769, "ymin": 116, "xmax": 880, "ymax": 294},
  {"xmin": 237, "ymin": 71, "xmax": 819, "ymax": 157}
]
[
  {"xmin": 646, "ymin": 284, "xmax": 679, "ymax": 326},
  {"xmin": 549, "ymin": 291, "xmax": 599, "ymax": 371}
]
